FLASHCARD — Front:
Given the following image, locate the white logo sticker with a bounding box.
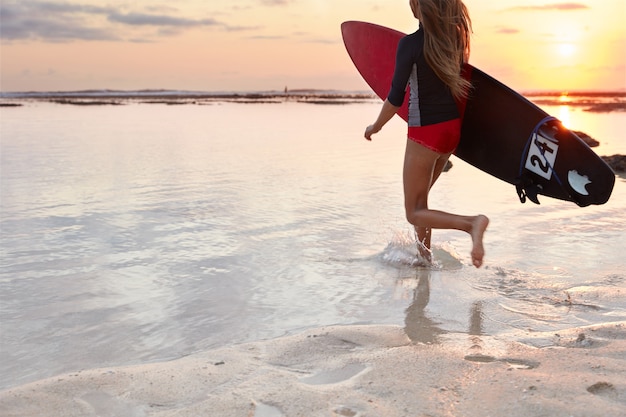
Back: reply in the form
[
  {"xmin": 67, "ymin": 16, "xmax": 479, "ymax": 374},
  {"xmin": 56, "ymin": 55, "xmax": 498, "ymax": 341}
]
[
  {"xmin": 568, "ymin": 170, "xmax": 591, "ymax": 196},
  {"xmin": 525, "ymin": 133, "xmax": 559, "ymax": 180}
]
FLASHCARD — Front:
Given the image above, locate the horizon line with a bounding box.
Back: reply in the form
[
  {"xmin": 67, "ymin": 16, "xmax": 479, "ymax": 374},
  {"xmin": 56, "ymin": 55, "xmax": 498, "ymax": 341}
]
[{"xmin": 2, "ymin": 87, "xmax": 626, "ymax": 98}]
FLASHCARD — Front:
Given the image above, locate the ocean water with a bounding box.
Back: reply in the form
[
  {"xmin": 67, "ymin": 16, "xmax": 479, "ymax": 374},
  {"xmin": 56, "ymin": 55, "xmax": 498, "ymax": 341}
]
[{"xmin": 1, "ymin": 97, "xmax": 625, "ymax": 390}]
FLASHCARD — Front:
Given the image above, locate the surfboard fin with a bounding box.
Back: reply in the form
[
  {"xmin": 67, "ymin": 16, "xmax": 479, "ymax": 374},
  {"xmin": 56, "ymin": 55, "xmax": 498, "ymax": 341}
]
[{"xmin": 515, "ymin": 179, "xmax": 542, "ymax": 205}]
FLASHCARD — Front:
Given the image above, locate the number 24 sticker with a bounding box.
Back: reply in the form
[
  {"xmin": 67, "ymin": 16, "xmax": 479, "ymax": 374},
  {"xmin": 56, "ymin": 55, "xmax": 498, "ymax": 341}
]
[{"xmin": 525, "ymin": 134, "xmax": 559, "ymax": 180}]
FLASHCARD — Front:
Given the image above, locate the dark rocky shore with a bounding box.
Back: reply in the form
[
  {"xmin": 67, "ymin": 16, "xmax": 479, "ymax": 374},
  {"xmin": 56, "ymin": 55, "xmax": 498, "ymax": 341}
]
[
  {"xmin": 573, "ymin": 131, "xmax": 625, "ymax": 173},
  {"xmin": 602, "ymin": 155, "xmax": 626, "ymax": 173}
]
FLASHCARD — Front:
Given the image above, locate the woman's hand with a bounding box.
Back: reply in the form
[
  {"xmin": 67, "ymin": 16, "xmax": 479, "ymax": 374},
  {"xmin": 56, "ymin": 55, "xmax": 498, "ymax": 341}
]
[
  {"xmin": 364, "ymin": 124, "xmax": 380, "ymax": 141},
  {"xmin": 363, "ymin": 99, "xmax": 400, "ymax": 141}
]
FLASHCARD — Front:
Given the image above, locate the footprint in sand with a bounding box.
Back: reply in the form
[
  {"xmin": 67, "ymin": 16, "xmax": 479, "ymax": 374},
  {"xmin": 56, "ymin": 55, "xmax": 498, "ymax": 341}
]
[
  {"xmin": 463, "ymin": 354, "xmax": 539, "ymax": 369},
  {"xmin": 253, "ymin": 401, "xmax": 284, "ymax": 417},
  {"xmin": 334, "ymin": 406, "xmax": 358, "ymax": 417},
  {"xmin": 299, "ymin": 363, "xmax": 368, "ymax": 385},
  {"xmin": 587, "ymin": 382, "xmax": 618, "ymax": 400}
]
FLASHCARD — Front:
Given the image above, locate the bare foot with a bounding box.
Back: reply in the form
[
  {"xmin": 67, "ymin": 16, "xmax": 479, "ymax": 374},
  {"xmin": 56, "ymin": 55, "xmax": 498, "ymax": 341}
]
[
  {"xmin": 416, "ymin": 238, "xmax": 432, "ymax": 265},
  {"xmin": 469, "ymin": 215, "xmax": 489, "ymax": 268}
]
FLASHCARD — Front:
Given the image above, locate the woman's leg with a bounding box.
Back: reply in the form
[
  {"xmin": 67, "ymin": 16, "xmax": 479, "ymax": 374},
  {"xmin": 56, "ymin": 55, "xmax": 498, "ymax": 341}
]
[
  {"xmin": 415, "ymin": 149, "xmax": 454, "ymax": 253},
  {"xmin": 403, "ymin": 139, "xmax": 489, "ymax": 267}
]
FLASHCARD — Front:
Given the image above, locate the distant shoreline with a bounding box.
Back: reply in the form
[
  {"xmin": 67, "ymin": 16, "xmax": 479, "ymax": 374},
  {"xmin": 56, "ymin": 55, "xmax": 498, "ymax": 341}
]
[
  {"xmin": 1, "ymin": 89, "xmax": 624, "ymax": 112},
  {"xmin": 0, "ymin": 89, "xmax": 375, "ymax": 100},
  {"xmin": 0, "ymin": 91, "xmax": 378, "ymax": 107},
  {"xmin": 1, "ymin": 88, "xmax": 624, "ymax": 96}
]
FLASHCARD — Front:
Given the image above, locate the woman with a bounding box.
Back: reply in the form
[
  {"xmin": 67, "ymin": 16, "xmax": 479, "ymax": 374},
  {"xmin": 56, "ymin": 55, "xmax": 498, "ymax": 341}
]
[{"xmin": 364, "ymin": 0, "xmax": 489, "ymax": 268}]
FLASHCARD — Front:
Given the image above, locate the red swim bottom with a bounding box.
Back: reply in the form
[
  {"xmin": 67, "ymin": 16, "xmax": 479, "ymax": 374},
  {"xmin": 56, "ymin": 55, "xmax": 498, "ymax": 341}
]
[{"xmin": 407, "ymin": 118, "xmax": 461, "ymax": 154}]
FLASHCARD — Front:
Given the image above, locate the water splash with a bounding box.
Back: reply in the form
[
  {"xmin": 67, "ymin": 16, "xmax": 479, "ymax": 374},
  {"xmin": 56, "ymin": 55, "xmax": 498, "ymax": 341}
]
[
  {"xmin": 379, "ymin": 229, "xmax": 430, "ymax": 267},
  {"xmin": 379, "ymin": 229, "xmax": 462, "ymax": 270}
]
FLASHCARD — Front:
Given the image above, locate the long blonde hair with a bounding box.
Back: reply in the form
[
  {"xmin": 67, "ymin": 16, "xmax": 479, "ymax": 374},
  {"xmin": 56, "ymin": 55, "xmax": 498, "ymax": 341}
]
[{"xmin": 417, "ymin": 0, "xmax": 472, "ymax": 100}]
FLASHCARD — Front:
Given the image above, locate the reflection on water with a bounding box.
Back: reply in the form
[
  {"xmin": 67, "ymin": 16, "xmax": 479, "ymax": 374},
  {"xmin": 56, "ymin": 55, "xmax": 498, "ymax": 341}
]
[
  {"xmin": 404, "ymin": 269, "xmax": 485, "ymax": 345},
  {"xmin": 558, "ymin": 104, "xmax": 571, "ymax": 128},
  {"xmin": 404, "ymin": 269, "xmax": 445, "ymax": 344},
  {"xmin": 468, "ymin": 302, "xmax": 484, "ymax": 336},
  {"xmin": 0, "ymin": 100, "xmax": 624, "ymax": 390}
]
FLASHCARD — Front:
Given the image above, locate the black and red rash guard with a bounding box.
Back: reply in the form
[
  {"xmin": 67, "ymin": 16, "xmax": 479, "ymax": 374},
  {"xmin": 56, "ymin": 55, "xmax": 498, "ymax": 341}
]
[{"xmin": 387, "ymin": 24, "xmax": 459, "ymax": 127}]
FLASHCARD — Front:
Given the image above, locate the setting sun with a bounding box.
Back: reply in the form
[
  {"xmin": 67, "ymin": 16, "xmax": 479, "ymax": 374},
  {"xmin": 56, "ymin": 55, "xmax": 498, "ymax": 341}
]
[{"xmin": 557, "ymin": 43, "xmax": 577, "ymax": 57}]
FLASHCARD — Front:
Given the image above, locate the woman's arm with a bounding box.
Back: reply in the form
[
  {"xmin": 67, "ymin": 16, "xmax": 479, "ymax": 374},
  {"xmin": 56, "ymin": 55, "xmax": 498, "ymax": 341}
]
[
  {"xmin": 364, "ymin": 99, "xmax": 400, "ymax": 140},
  {"xmin": 364, "ymin": 34, "xmax": 414, "ymax": 141}
]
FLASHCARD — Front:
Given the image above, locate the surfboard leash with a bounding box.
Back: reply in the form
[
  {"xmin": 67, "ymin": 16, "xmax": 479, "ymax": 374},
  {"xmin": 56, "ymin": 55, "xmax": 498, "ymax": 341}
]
[{"xmin": 516, "ymin": 116, "xmax": 569, "ymax": 204}]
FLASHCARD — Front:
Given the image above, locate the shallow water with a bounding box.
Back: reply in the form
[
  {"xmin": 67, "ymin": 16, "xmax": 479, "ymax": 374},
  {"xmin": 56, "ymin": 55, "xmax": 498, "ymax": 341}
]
[{"xmin": 1, "ymin": 99, "xmax": 625, "ymax": 390}]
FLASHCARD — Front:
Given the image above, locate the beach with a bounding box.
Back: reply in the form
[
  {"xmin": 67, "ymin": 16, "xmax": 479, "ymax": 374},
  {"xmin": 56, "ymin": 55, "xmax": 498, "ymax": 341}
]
[
  {"xmin": 1, "ymin": 95, "xmax": 625, "ymax": 416},
  {"xmin": 2, "ymin": 323, "xmax": 625, "ymax": 416}
]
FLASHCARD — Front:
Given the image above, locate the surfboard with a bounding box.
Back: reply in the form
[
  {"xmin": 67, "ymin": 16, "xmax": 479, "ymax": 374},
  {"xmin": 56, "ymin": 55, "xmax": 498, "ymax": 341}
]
[{"xmin": 341, "ymin": 21, "xmax": 615, "ymax": 207}]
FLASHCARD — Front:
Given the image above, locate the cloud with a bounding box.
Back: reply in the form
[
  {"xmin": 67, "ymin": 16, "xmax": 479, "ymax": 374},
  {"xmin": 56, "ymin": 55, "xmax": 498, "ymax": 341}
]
[
  {"xmin": 248, "ymin": 35, "xmax": 286, "ymax": 40},
  {"xmin": 259, "ymin": 0, "xmax": 294, "ymax": 5},
  {"xmin": 223, "ymin": 25, "xmax": 264, "ymax": 32},
  {"xmin": 245, "ymin": 30, "xmax": 336, "ymax": 45},
  {"xmin": 107, "ymin": 13, "xmax": 219, "ymax": 28},
  {"xmin": 0, "ymin": 1, "xmax": 226, "ymax": 42},
  {"xmin": 2, "ymin": 17, "xmax": 121, "ymax": 42},
  {"xmin": 1, "ymin": 1, "xmax": 113, "ymax": 41},
  {"xmin": 17, "ymin": 1, "xmax": 114, "ymax": 15},
  {"xmin": 302, "ymin": 38, "xmax": 337, "ymax": 45},
  {"xmin": 292, "ymin": 32, "xmax": 337, "ymax": 44},
  {"xmin": 504, "ymin": 3, "xmax": 589, "ymax": 12},
  {"xmin": 496, "ymin": 27, "xmax": 520, "ymax": 35}
]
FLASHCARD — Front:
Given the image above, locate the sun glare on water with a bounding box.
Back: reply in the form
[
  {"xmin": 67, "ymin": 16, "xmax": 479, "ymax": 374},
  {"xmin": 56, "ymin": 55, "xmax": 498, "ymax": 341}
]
[{"xmin": 558, "ymin": 93, "xmax": 572, "ymax": 128}]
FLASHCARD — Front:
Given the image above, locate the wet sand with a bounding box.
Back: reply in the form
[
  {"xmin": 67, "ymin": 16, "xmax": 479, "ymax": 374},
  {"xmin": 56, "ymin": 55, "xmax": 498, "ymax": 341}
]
[{"xmin": 2, "ymin": 323, "xmax": 624, "ymax": 417}]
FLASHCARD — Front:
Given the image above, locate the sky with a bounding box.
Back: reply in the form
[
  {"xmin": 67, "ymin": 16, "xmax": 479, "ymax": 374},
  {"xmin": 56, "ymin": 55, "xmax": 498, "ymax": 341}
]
[{"xmin": 1, "ymin": 0, "xmax": 625, "ymax": 92}]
